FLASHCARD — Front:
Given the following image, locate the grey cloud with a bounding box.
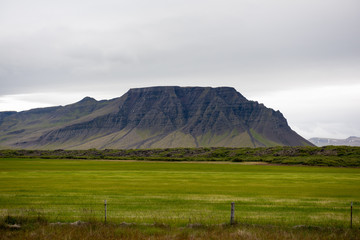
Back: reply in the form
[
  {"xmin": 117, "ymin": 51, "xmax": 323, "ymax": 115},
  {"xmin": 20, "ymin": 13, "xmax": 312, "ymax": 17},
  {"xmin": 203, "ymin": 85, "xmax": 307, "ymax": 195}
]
[
  {"xmin": 1, "ymin": 1, "xmax": 359, "ymax": 93},
  {"xmin": 0, "ymin": 0, "xmax": 359, "ymax": 99}
]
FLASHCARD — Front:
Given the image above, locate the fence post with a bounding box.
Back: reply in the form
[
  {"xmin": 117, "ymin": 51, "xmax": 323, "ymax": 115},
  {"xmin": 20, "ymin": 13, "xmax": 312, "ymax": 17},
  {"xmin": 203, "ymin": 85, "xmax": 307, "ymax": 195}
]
[
  {"xmin": 104, "ymin": 200, "xmax": 107, "ymax": 224},
  {"xmin": 351, "ymin": 201, "xmax": 353, "ymax": 228},
  {"xmin": 230, "ymin": 202, "xmax": 235, "ymax": 225}
]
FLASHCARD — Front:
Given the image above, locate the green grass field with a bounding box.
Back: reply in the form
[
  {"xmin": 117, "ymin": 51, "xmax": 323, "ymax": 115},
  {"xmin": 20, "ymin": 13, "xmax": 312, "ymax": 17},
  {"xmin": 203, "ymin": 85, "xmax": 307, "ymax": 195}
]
[{"xmin": 0, "ymin": 158, "xmax": 359, "ymax": 228}]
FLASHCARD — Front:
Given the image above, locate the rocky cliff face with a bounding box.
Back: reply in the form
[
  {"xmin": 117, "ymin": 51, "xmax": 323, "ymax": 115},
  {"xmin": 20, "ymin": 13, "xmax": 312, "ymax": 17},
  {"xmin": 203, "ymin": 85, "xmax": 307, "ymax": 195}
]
[{"xmin": 0, "ymin": 86, "xmax": 313, "ymax": 149}]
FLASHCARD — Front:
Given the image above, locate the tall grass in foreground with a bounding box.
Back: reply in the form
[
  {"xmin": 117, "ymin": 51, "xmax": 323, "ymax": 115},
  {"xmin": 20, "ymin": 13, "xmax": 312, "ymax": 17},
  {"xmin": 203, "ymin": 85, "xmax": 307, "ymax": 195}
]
[{"xmin": 1, "ymin": 216, "xmax": 360, "ymax": 240}]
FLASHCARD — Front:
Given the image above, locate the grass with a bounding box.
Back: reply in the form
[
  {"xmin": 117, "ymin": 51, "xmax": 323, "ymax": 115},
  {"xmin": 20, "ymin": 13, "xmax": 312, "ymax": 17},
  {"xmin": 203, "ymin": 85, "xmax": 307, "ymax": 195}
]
[
  {"xmin": 1, "ymin": 220, "xmax": 360, "ymax": 240},
  {"xmin": 0, "ymin": 158, "xmax": 359, "ymax": 228}
]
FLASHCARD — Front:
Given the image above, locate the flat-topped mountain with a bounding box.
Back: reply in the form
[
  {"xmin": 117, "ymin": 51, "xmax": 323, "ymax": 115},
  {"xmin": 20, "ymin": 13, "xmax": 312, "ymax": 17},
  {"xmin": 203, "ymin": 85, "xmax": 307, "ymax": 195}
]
[{"xmin": 0, "ymin": 86, "xmax": 313, "ymax": 149}]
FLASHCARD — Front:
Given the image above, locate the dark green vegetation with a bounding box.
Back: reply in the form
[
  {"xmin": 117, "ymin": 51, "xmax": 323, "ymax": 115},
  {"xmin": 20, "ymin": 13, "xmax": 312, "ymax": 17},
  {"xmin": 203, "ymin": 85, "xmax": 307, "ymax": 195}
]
[
  {"xmin": 1, "ymin": 146, "xmax": 360, "ymax": 167},
  {"xmin": 0, "ymin": 86, "xmax": 312, "ymax": 149}
]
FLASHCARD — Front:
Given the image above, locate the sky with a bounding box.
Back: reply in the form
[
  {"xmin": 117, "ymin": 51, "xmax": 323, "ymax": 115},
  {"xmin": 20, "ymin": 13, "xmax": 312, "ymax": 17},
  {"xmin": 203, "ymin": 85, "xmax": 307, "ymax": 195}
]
[{"xmin": 0, "ymin": 0, "xmax": 359, "ymax": 139}]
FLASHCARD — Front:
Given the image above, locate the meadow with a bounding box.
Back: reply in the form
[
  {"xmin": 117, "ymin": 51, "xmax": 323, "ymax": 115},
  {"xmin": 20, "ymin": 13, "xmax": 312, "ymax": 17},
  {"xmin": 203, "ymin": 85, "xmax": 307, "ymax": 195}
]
[{"xmin": 1, "ymin": 157, "xmax": 359, "ymax": 229}]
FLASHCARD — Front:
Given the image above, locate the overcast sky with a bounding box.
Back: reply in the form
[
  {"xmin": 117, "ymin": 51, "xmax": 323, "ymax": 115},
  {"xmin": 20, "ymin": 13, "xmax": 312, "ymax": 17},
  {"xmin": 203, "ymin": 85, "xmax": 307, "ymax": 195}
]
[{"xmin": 1, "ymin": 0, "xmax": 359, "ymax": 139}]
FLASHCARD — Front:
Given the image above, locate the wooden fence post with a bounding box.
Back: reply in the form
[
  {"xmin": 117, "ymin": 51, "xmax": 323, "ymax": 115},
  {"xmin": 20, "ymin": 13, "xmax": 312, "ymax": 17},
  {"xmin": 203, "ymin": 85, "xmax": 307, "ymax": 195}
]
[
  {"xmin": 351, "ymin": 201, "xmax": 353, "ymax": 228},
  {"xmin": 230, "ymin": 202, "xmax": 235, "ymax": 225},
  {"xmin": 104, "ymin": 200, "xmax": 107, "ymax": 224}
]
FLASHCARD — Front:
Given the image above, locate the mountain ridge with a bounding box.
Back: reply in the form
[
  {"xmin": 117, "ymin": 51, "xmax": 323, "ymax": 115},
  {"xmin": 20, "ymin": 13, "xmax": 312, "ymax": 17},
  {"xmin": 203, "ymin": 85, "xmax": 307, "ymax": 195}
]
[
  {"xmin": 309, "ymin": 136, "xmax": 360, "ymax": 147},
  {"xmin": 0, "ymin": 86, "xmax": 313, "ymax": 149}
]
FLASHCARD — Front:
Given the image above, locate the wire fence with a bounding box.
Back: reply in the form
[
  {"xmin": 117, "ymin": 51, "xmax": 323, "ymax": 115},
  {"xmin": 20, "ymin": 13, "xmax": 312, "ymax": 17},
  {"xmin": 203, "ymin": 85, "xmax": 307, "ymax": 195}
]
[{"xmin": 2, "ymin": 201, "xmax": 359, "ymax": 228}]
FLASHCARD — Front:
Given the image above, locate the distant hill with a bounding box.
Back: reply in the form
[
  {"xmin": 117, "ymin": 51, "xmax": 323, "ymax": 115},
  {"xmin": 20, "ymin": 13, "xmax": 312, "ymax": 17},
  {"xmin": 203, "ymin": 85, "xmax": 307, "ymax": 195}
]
[
  {"xmin": 308, "ymin": 136, "xmax": 360, "ymax": 147},
  {"xmin": 0, "ymin": 86, "xmax": 313, "ymax": 149}
]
